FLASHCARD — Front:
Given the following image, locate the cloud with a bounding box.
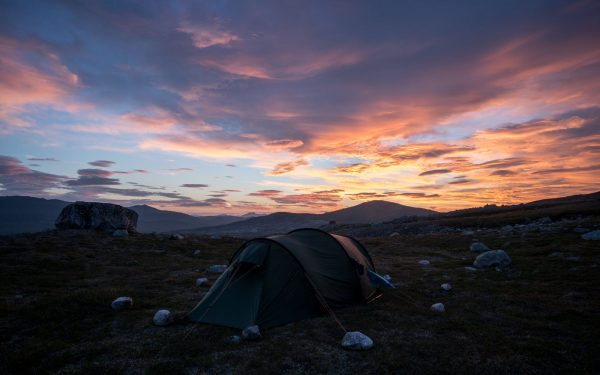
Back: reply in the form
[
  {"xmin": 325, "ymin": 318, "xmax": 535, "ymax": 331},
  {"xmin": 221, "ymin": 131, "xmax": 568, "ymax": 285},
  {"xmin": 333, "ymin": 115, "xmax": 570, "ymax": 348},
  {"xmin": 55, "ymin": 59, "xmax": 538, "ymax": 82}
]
[
  {"xmin": 399, "ymin": 192, "xmax": 441, "ymax": 198},
  {"xmin": 88, "ymin": 160, "xmax": 115, "ymax": 167},
  {"xmin": 269, "ymin": 159, "xmax": 308, "ymax": 175},
  {"xmin": 335, "ymin": 163, "xmax": 371, "ymax": 174},
  {"xmin": 0, "ymin": 155, "xmax": 66, "ymax": 194},
  {"xmin": 27, "ymin": 157, "xmax": 59, "ymax": 162},
  {"xmin": 181, "ymin": 183, "xmax": 209, "ymax": 188},
  {"xmin": 65, "ymin": 168, "xmax": 120, "ymax": 186},
  {"xmin": 165, "ymin": 168, "xmax": 193, "ymax": 172},
  {"xmin": 490, "ymin": 170, "xmax": 517, "ymax": 176},
  {"xmin": 419, "ymin": 169, "xmax": 451, "ymax": 176},
  {"xmin": 248, "ymin": 189, "xmax": 282, "ymax": 197}
]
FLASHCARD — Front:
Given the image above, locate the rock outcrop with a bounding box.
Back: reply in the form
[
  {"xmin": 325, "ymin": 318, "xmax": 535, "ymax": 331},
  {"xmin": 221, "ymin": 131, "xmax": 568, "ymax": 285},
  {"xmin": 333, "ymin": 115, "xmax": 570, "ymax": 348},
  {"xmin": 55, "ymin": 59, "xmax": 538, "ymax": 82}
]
[{"xmin": 55, "ymin": 202, "xmax": 138, "ymax": 232}]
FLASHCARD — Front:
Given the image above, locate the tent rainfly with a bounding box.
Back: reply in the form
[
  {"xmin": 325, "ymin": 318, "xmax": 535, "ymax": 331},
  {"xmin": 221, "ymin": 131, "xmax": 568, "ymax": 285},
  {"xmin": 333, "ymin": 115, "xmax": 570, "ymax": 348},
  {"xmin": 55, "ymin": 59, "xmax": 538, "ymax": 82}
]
[{"xmin": 188, "ymin": 228, "xmax": 391, "ymax": 329}]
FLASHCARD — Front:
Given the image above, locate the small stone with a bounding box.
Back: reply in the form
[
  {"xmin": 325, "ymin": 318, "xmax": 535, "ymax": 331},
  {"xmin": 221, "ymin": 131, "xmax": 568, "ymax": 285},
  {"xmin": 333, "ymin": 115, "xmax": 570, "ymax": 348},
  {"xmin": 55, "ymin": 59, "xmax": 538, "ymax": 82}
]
[
  {"xmin": 112, "ymin": 229, "xmax": 129, "ymax": 237},
  {"xmin": 418, "ymin": 259, "xmax": 430, "ymax": 266},
  {"xmin": 383, "ymin": 274, "xmax": 392, "ymax": 281},
  {"xmin": 431, "ymin": 303, "xmax": 445, "ymax": 313},
  {"xmin": 153, "ymin": 309, "xmax": 173, "ymax": 326},
  {"xmin": 192, "ymin": 249, "xmax": 201, "ymax": 256},
  {"xmin": 210, "ymin": 235, "xmax": 222, "ymax": 240},
  {"xmin": 14, "ymin": 294, "xmax": 24, "ymax": 300},
  {"xmin": 207, "ymin": 264, "xmax": 228, "ymax": 273},
  {"xmin": 582, "ymin": 230, "xmax": 600, "ymax": 240},
  {"xmin": 574, "ymin": 227, "xmax": 589, "ymax": 233},
  {"xmin": 341, "ymin": 331, "xmax": 373, "ymax": 350},
  {"xmin": 473, "ymin": 250, "xmax": 512, "ymax": 268},
  {"xmin": 390, "ymin": 232, "xmax": 400, "ymax": 237},
  {"xmin": 196, "ymin": 277, "xmax": 209, "ymax": 287},
  {"xmin": 441, "ymin": 283, "xmax": 452, "ymax": 291},
  {"xmin": 464, "ymin": 266, "xmax": 478, "ymax": 272},
  {"xmin": 564, "ymin": 256, "xmax": 581, "ymax": 262},
  {"xmin": 461, "ymin": 230, "xmax": 475, "ymax": 236},
  {"xmin": 242, "ymin": 325, "xmax": 261, "ymax": 341},
  {"xmin": 470, "ymin": 241, "xmax": 491, "ymax": 253},
  {"xmin": 495, "ymin": 267, "xmax": 502, "ymax": 272},
  {"xmin": 548, "ymin": 251, "xmax": 563, "ymax": 257},
  {"xmin": 225, "ymin": 335, "xmax": 242, "ymax": 344},
  {"xmin": 111, "ymin": 296, "xmax": 133, "ymax": 311}
]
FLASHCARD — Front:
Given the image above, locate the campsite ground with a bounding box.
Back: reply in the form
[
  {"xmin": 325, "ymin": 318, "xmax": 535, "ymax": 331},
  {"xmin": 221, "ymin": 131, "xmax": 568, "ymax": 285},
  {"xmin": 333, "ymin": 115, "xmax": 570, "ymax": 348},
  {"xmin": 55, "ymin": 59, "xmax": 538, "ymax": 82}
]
[{"xmin": 1, "ymin": 224, "xmax": 599, "ymax": 374}]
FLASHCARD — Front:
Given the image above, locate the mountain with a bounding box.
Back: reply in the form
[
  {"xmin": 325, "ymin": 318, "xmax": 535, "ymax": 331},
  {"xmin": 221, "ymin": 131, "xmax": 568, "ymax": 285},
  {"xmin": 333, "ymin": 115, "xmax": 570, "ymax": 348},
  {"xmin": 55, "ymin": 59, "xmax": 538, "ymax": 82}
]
[
  {"xmin": 184, "ymin": 200, "xmax": 437, "ymax": 237},
  {"xmin": 0, "ymin": 196, "xmax": 70, "ymax": 235},
  {"xmin": 0, "ymin": 197, "xmax": 245, "ymax": 235},
  {"xmin": 130, "ymin": 204, "xmax": 243, "ymax": 233},
  {"xmin": 323, "ymin": 200, "xmax": 436, "ymax": 224}
]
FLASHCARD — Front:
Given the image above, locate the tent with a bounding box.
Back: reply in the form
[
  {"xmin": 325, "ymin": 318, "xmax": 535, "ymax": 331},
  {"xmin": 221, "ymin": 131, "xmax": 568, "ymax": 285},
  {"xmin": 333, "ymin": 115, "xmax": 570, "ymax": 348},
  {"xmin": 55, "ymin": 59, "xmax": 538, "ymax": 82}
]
[{"xmin": 187, "ymin": 228, "xmax": 384, "ymax": 329}]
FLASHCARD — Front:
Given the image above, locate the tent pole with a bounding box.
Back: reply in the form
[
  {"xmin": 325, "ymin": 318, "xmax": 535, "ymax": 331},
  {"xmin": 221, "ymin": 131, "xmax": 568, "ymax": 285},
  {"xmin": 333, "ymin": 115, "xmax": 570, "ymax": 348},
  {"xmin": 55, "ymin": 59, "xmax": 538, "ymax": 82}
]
[{"xmin": 304, "ymin": 272, "xmax": 347, "ymax": 334}]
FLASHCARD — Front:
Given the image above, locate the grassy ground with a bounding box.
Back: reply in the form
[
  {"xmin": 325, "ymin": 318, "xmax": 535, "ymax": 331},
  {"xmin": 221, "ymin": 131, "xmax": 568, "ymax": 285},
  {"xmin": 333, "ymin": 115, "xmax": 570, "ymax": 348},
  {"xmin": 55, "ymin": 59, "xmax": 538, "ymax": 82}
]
[{"xmin": 0, "ymin": 227, "xmax": 598, "ymax": 374}]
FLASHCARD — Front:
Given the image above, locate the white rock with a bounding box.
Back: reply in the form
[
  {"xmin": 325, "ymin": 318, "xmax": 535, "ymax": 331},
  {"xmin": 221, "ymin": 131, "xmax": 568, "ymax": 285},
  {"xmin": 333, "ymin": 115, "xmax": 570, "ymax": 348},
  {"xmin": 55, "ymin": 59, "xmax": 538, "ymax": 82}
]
[
  {"xmin": 390, "ymin": 232, "xmax": 400, "ymax": 237},
  {"xmin": 242, "ymin": 325, "xmax": 261, "ymax": 341},
  {"xmin": 170, "ymin": 233, "xmax": 184, "ymax": 240},
  {"xmin": 341, "ymin": 331, "xmax": 373, "ymax": 350},
  {"xmin": 418, "ymin": 259, "xmax": 430, "ymax": 266},
  {"xmin": 470, "ymin": 241, "xmax": 490, "ymax": 253},
  {"xmin": 112, "ymin": 229, "xmax": 129, "ymax": 237},
  {"xmin": 383, "ymin": 274, "xmax": 392, "ymax": 281},
  {"xmin": 462, "ymin": 230, "xmax": 475, "ymax": 236},
  {"xmin": 196, "ymin": 277, "xmax": 209, "ymax": 287},
  {"xmin": 208, "ymin": 264, "xmax": 228, "ymax": 273},
  {"xmin": 464, "ymin": 266, "xmax": 478, "ymax": 272},
  {"xmin": 153, "ymin": 309, "xmax": 173, "ymax": 326},
  {"xmin": 441, "ymin": 283, "xmax": 452, "ymax": 291},
  {"xmin": 582, "ymin": 230, "xmax": 600, "ymax": 240},
  {"xmin": 192, "ymin": 249, "xmax": 201, "ymax": 256},
  {"xmin": 431, "ymin": 303, "xmax": 445, "ymax": 313},
  {"xmin": 111, "ymin": 296, "xmax": 133, "ymax": 311}
]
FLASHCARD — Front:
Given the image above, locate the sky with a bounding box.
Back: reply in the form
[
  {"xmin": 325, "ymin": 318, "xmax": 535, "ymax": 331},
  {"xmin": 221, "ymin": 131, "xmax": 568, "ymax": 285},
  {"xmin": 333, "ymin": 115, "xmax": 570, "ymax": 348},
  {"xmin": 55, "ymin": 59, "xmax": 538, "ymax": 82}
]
[{"xmin": 1, "ymin": 0, "xmax": 599, "ymax": 215}]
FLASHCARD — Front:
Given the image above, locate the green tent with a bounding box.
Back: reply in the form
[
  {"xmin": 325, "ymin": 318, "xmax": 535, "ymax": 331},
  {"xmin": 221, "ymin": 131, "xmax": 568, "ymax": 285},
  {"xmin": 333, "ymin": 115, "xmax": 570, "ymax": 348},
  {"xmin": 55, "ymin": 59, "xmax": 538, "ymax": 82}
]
[{"xmin": 187, "ymin": 228, "xmax": 380, "ymax": 329}]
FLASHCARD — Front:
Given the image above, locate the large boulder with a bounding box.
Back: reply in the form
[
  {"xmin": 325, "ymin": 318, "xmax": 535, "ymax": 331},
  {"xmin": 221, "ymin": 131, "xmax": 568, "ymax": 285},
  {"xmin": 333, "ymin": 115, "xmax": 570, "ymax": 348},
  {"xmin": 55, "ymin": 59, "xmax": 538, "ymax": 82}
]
[
  {"xmin": 473, "ymin": 250, "xmax": 512, "ymax": 268},
  {"xmin": 56, "ymin": 202, "xmax": 137, "ymax": 232}
]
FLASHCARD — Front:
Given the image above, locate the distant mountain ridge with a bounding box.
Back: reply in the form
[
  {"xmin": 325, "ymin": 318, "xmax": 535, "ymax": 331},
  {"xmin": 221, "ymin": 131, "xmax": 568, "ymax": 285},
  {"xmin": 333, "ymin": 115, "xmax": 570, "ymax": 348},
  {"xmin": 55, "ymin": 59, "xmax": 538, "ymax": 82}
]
[
  {"xmin": 183, "ymin": 200, "xmax": 436, "ymax": 237},
  {"xmin": 0, "ymin": 197, "xmax": 245, "ymax": 235}
]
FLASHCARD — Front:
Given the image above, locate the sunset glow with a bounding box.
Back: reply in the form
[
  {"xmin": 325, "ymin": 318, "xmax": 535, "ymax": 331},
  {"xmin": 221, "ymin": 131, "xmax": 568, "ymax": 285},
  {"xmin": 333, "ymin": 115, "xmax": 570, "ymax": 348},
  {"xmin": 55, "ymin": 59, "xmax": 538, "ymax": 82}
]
[{"xmin": 1, "ymin": 1, "xmax": 599, "ymax": 214}]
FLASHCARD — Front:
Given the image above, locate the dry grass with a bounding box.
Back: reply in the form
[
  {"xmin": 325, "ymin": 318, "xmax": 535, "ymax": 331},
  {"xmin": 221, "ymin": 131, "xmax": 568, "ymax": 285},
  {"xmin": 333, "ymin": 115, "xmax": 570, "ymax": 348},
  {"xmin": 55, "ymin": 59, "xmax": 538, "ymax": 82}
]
[{"xmin": 0, "ymin": 226, "xmax": 599, "ymax": 374}]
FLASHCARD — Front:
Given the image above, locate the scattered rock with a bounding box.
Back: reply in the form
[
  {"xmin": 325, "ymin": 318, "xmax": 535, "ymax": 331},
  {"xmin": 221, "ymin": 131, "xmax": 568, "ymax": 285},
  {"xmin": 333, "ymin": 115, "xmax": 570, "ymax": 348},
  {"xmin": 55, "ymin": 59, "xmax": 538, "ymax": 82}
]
[
  {"xmin": 548, "ymin": 251, "xmax": 563, "ymax": 257},
  {"xmin": 225, "ymin": 335, "xmax": 242, "ymax": 344},
  {"xmin": 14, "ymin": 294, "xmax": 24, "ymax": 300},
  {"xmin": 55, "ymin": 201, "xmax": 138, "ymax": 232},
  {"xmin": 574, "ymin": 227, "xmax": 590, "ymax": 233},
  {"xmin": 207, "ymin": 264, "xmax": 228, "ymax": 273},
  {"xmin": 495, "ymin": 267, "xmax": 502, "ymax": 272},
  {"xmin": 561, "ymin": 291, "xmax": 588, "ymax": 300},
  {"xmin": 441, "ymin": 283, "xmax": 452, "ymax": 291},
  {"xmin": 464, "ymin": 266, "xmax": 478, "ymax": 272},
  {"xmin": 431, "ymin": 303, "xmax": 445, "ymax": 313},
  {"xmin": 153, "ymin": 309, "xmax": 173, "ymax": 326},
  {"xmin": 582, "ymin": 230, "xmax": 600, "ymax": 240},
  {"xmin": 470, "ymin": 241, "xmax": 491, "ymax": 253},
  {"xmin": 341, "ymin": 331, "xmax": 374, "ymax": 350},
  {"xmin": 473, "ymin": 250, "xmax": 512, "ymax": 268},
  {"xmin": 112, "ymin": 229, "xmax": 129, "ymax": 237},
  {"xmin": 192, "ymin": 249, "xmax": 202, "ymax": 256},
  {"xmin": 242, "ymin": 325, "xmax": 262, "ymax": 341},
  {"xmin": 461, "ymin": 230, "xmax": 475, "ymax": 236},
  {"xmin": 564, "ymin": 256, "xmax": 582, "ymax": 262},
  {"xmin": 383, "ymin": 274, "xmax": 392, "ymax": 281},
  {"xmin": 418, "ymin": 259, "xmax": 430, "ymax": 266},
  {"xmin": 196, "ymin": 277, "xmax": 209, "ymax": 287},
  {"xmin": 210, "ymin": 235, "xmax": 222, "ymax": 240},
  {"xmin": 111, "ymin": 296, "xmax": 133, "ymax": 311},
  {"xmin": 170, "ymin": 233, "xmax": 184, "ymax": 240},
  {"xmin": 537, "ymin": 216, "xmax": 552, "ymax": 224},
  {"xmin": 389, "ymin": 232, "xmax": 400, "ymax": 237}
]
